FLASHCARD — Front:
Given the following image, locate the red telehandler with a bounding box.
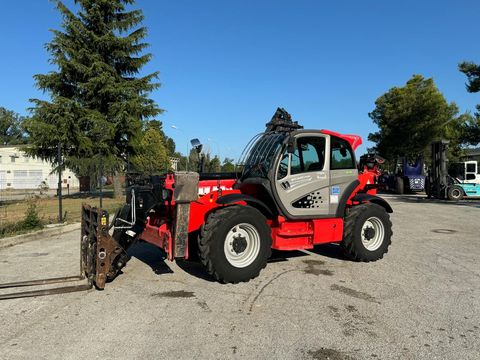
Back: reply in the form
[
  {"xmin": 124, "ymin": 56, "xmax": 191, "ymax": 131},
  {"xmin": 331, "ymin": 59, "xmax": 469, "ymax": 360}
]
[{"xmin": 0, "ymin": 108, "xmax": 392, "ymax": 299}]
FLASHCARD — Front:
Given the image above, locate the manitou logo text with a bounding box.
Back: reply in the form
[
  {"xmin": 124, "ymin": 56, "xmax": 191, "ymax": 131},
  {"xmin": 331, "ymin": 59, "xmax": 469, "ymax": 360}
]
[{"xmin": 199, "ymin": 186, "xmax": 233, "ymax": 196}]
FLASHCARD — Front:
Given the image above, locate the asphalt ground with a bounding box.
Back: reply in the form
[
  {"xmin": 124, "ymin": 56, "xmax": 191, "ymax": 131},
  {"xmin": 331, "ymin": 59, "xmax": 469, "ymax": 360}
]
[{"xmin": 0, "ymin": 195, "xmax": 479, "ymax": 360}]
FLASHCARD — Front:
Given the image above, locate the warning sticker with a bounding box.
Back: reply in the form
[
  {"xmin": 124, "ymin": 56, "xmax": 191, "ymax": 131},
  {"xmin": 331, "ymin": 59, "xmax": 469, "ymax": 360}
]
[
  {"xmin": 330, "ymin": 195, "xmax": 339, "ymax": 204},
  {"xmin": 331, "ymin": 186, "xmax": 340, "ymax": 195}
]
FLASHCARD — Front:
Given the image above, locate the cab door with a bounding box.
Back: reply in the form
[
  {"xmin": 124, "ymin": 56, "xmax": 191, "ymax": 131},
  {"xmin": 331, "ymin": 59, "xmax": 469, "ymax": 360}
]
[
  {"xmin": 464, "ymin": 161, "xmax": 479, "ymax": 184},
  {"xmin": 274, "ymin": 134, "xmax": 332, "ymax": 217},
  {"xmin": 329, "ymin": 137, "xmax": 359, "ymax": 215}
]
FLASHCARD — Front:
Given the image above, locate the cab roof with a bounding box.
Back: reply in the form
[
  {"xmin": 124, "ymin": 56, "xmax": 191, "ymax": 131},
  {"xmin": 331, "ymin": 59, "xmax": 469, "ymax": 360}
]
[
  {"xmin": 286, "ymin": 129, "xmax": 363, "ymax": 151},
  {"xmin": 321, "ymin": 129, "xmax": 363, "ymax": 151}
]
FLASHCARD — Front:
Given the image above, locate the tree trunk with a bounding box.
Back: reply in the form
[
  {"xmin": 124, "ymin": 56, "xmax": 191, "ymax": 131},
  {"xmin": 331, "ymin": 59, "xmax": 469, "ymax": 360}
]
[{"xmin": 113, "ymin": 171, "xmax": 123, "ymax": 199}]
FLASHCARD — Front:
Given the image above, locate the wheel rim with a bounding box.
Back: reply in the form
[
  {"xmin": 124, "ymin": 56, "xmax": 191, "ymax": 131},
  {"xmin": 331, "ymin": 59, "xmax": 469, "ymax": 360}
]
[
  {"xmin": 452, "ymin": 189, "xmax": 461, "ymax": 199},
  {"xmin": 224, "ymin": 223, "xmax": 261, "ymax": 268},
  {"xmin": 361, "ymin": 217, "xmax": 385, "ymax": 251}
]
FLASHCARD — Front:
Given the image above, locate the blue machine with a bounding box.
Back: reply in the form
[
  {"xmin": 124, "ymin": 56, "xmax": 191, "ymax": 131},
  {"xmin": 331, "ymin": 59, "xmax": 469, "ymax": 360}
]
[
  {"xmin": 402, "ymin": 157, "xmax": 426, "ymax": 193},
  {"xmin": 380, "ymin": 157, "xmax": 426, "ymax": 194}
]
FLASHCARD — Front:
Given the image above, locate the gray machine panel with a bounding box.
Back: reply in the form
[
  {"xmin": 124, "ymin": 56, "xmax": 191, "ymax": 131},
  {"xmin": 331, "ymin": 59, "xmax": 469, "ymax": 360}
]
[{"xmin": 274, "ymin": 134, "xmax": 332, "ymax": 217}]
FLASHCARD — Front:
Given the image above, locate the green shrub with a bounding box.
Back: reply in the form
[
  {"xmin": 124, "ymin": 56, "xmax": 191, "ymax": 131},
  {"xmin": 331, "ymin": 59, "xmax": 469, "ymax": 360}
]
[
  {"xmin": 23, "ymin": 201, "xmax": 42, "ymax": 230},
  {"xmin": 0, "ymin": 202, "xmax": 44, "ymax": 238},
  {"xmin": 0, "ymin": 222, "xmax": 21, "ymax": 237}
]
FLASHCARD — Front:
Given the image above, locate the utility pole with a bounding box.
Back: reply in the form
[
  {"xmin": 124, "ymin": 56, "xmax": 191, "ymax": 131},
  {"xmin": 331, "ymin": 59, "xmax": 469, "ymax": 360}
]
[{"xmin": 57, "ymin": 143, "xmax": 63, "ymax": 223}]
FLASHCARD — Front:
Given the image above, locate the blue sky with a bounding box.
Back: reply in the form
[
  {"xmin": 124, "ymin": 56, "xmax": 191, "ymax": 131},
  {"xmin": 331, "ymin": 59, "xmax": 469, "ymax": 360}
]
[{"xmin": 0, "ymin": 0, "xmax": 479, "ymax": 159}]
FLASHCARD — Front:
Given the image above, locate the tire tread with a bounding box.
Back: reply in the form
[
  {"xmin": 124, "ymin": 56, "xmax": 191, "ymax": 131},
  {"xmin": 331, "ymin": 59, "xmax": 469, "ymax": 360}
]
[
  {"xmin": 341, "ymin": 203, "xmax": 393, "ymax": 262},
  {"xmin": 198, "ymin": 206, "xmax": 271, "ymax": 283}
]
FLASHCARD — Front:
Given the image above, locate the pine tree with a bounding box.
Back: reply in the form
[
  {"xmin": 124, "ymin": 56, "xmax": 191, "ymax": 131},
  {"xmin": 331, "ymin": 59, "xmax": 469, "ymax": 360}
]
[
  {"xmin": 368, "ymin": 75, "xmax": 461, "ymax": 162},
  {"xmin": 24, "ymin": 0, "xmax": 162, "ymax": 195}
]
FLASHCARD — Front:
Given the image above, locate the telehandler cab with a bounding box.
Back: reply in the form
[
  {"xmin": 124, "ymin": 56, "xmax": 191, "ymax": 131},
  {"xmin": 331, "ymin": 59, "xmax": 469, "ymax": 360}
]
[{"xmin": 0, "ymin": 108, "xmax": 392, "ymax": 299}]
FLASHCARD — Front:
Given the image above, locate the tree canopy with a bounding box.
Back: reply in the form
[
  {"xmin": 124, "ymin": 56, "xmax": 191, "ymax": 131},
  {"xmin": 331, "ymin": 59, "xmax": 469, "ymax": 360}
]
[
  {"xmin": 368, "ymin": 75, "xmax": 464, "ymax": 161},
  {"xmin": 130, "ymin": 120, "xmax": 171, "ymax": 174},
  {"xmin": 459, "ymin": 62, "xmax": 480, "ymax": 94},
  {"xmin": 24, "ymin": 0, "xmax": 162, "ymax": 178},
  {"xmin": 221, "ymin": 158, "xmax": 236, "ymax": 172},
  {"xmin": 459, "ymin": 61, "xmax": 480, "ymax": 145},
  {"xmin": 0, "ymin": 107, "xmax": 27, "ymax": 145}
]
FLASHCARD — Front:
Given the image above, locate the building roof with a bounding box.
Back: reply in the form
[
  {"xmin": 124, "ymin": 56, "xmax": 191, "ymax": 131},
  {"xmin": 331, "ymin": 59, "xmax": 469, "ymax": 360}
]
[{"xmin": 465, "ymin": 148, "xmax": 480, "ymax": 156}]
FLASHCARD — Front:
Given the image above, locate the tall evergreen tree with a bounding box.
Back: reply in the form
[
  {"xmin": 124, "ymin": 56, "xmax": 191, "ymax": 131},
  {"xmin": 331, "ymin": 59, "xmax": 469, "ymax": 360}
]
[{"xmin": 24, "ymin": 0, "xmax": 162, "ymax": 195}]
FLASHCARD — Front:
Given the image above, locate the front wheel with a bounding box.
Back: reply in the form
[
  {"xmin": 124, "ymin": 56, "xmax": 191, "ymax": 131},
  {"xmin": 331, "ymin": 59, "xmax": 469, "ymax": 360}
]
[
  {"xmin": 341, "ymin": 203, "xmax": 392, "ymax": 262},
  {"xmin": 447, "ymin": 185, "xmax": 464, "ymax": 201},
  {"xmin": 198, "ymin": 206, "xmax": 272, "ymax": 283}
]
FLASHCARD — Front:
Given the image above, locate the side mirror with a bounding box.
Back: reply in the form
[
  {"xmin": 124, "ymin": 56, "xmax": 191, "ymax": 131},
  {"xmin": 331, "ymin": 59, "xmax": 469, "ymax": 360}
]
[{"xmin": 287, "ymin": 137, "xmax": 295, "ymax": 154}]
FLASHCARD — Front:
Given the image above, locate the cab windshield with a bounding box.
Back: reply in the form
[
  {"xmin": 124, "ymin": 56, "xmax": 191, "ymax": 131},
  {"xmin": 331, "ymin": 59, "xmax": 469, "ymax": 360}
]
[{"xmin": 239, "ymin": 133, "xmax": 286, "ymax": 179}]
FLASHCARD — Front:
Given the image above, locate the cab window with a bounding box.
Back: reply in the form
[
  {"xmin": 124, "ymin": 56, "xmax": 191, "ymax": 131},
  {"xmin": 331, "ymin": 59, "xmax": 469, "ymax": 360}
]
[
  {"xmin": 466, "ymin": 163, "xmax": 476, "ymax": 173},
  {"xmin": 331, "ymin": 138, "xmax": 355, "ymax": 170},
  {"xmin": 277, "ymin": 136, "xmax": 326, "ymax": 179}
]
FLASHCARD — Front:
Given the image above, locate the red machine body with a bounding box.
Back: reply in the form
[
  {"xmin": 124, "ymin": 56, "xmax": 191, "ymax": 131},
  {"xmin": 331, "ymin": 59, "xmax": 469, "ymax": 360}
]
[
  {"xmin": 109, "ymin": 108, "xmax": 393, "ymax": 284},
  {"xmin": 138, "ymin": 134, "xmax": 383, "ymax": 261}
]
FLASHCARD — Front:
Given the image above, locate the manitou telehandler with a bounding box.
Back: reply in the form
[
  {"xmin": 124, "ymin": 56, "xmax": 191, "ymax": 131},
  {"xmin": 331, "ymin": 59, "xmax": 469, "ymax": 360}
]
[{"xmin": 0, "ymin": 108, "xmax": 393, "ymax": 299}]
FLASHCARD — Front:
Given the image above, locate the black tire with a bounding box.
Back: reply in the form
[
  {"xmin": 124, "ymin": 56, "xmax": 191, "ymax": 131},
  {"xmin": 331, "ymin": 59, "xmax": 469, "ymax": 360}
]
[
  {"xmin": 198, "ymin": 205, "xmax": 272, "ymax": 283},
  {"xmin": 447, "ymin": 185, "xmax": 464, "ymax": 201},
  {"xmin": 395, "ymin": 177, "xmax": 404, "ymax": 195},
  {"xmin": 341, "ymin": 203, "xmax": 392, "ymax": 262}
]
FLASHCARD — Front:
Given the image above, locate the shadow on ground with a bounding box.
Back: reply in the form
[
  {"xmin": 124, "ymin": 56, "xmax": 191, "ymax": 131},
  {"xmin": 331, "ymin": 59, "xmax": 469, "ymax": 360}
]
[
  {"xmin": 128, "ymin": 241, "xmax": 173, "ymax": 276},
  {"xmin": 127, "ymin": 240, "xmax": 350, "ymax": 283}
]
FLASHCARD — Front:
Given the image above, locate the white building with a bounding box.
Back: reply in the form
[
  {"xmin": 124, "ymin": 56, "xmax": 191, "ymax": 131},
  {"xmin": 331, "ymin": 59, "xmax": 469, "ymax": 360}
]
[{"xmin": 0, "ymin": 145, "xmax": 79, "ymax": 190}]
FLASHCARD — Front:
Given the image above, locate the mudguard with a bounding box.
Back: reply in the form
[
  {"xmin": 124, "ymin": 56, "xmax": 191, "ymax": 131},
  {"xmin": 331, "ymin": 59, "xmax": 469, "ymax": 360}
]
[
  {"xmin": 217, "ymin": 193, "xmax": 273, "ymax": 217},
  {"xmin": 351, "ymin": 193, "xmax": 393, "ymax": 213},
  {"xmin": 335, "ymin": 180, "xmax": 360, "ymax": 217}
]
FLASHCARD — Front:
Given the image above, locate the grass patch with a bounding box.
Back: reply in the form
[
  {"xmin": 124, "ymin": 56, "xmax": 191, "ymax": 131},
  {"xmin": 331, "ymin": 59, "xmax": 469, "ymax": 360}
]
[{"xmin": 0, "ymin": 196, "xmax": 124, "ymax": 239}]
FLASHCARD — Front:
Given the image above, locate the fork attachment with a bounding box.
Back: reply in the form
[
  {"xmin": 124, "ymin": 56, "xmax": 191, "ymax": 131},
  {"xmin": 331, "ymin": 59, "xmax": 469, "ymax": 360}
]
[
  {"xmin": 81, "ymin": 204, "xmax": 125, "ymax": 289},
  {"xmin": 0, "ymin": 205, "xmax": 125, "ymax": 300}
]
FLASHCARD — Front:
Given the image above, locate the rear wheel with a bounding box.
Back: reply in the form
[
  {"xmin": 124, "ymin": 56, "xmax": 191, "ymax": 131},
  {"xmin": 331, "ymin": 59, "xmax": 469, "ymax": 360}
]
[
  {"xmin": 341, "ymin": 203, "xmax": 392, "ymax": 262},
  {"xmin": 447, "ymin": 185, "xmax": 464, "ymax": 201},
  {"xmin": 198, "ymin": 206, "xmax": 272, "ymax": 283}
]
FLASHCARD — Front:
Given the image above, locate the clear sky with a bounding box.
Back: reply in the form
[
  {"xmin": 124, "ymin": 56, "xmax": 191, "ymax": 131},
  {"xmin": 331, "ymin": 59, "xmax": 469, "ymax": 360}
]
[{"xmin": 0, "ymin": 0, "xmax": 479, "ymax": 159}]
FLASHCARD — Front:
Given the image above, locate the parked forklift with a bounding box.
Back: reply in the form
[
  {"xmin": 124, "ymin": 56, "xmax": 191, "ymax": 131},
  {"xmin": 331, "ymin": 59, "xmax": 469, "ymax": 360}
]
[
  {"xmin": 0, "ymin": 108, "xmax": 393, "ymax": 299},
  {"xmin": 381, "ymin": 157, "xmax": 426, "ymax": 194},
  {"xmin": 427, "ymin": 140, "xmax": 480, "ymax": 200}
]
